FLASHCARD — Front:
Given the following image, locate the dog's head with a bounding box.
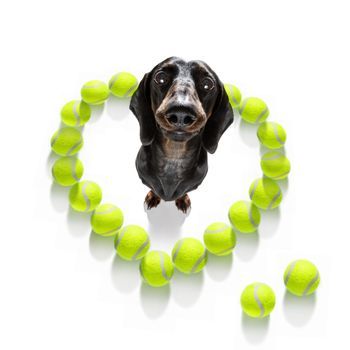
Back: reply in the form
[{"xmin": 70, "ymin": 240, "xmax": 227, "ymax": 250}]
[{"xmin": 130, "ymin": 57, "xmax": 233, "ymax": 153}]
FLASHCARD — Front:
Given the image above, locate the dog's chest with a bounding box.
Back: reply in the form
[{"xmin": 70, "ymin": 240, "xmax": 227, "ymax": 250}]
[{"xmin": 157, "ymin": 140, "xmax": 194, "ymax": 178}]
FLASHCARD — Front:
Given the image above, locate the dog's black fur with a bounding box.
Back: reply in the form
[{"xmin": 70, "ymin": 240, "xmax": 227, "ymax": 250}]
[{"xmin": 130, "ymin": 57, "xmax": 233, "ymax": 212}]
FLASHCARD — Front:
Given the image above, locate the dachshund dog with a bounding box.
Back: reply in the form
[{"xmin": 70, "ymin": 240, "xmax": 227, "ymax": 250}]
[{"xmin": 130, "ymin": 57, "xmax": 233, "ymax": 213}]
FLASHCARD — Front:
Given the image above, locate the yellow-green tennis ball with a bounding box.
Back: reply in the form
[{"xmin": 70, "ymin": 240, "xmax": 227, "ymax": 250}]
[
  {"xmin": 172, "ymin": 238, "xmax": 207, "ymax": 274},
  {"xmin": 109, "ymin": 72, "xmax": 138, "ymax": 98},
  {"xmin": 114, "ymin": 225, "xmax": 150, "ymax": 261},
  {"xmin": 241, "ymin": 282, "xmax": 276, "ymax": 318},
  {"xmin": 140, "ymin": 251, "xmax": 174, "ymax": 287},
  {"xmin": 52, "ymin": 157, "xmax": 84, "ymax": 186},
  {"xmin": 60, "ymin": 100, "xmax": 91, "ymax": 126},
  {"xmin": 69, "ymin": 180, "xmax": 102, "ymax": 212},
  {"xmin": 284, "ymin": 259, "xmax": 320, "ymax": 296},
  {"xmin": 239, "ymin": 97, "xmax": 269, "ymax": 124},
  {"xmin": 224, "ymin": 83, "xmax": 242, "ymax": 108},
  {"xmin": 81, "ymin": 80, "xmax": 110, "ymax": 105},
  {"xmin": 203, "ymin": 222, "xmax": 236, "ymax": 256},
  {"xmin": 257, "ymin": 121, "xmax": 286, "ymax": 149},
  {"xmin": 51, "ymin": 127, "xmax": 83, "ymax": 156},
  {"xmin": 228, "ymin": 200, "xmax": 261, "ymax": 233},
  {"xmin": 90, "ymin": 203, "xmax": 124, "ymax": 236},
  {"xmin": 249, "ymin": 177, "xmax": 283, "ymax": 210},
  {"xmin": 261, "ymin": 151, "xmax": 291, "ymax": 180}
]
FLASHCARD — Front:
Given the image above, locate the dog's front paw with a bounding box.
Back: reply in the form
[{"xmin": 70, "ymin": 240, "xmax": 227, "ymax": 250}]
[
  {"xmin": 144, "ymin": 190, "xmax": 161, "ymax": 210},
  {"xmin": 175, "ymin": 194, "xmax": 191, "ymax": 214}
]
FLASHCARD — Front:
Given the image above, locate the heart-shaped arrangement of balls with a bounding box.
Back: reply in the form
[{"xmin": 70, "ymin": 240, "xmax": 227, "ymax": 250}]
[{"xmin": 50, "ymin": 71, "xmax": 320, "ymax": 319}]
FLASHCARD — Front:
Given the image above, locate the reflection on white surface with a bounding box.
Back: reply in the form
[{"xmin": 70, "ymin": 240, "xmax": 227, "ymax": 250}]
[
  {"xmin": 106, "ymin": 96, "xmax": 131, "ymax": 121},
  {"xmin": 110, "ymin": 254, "xmax": 140, "ymax": 294},
  {"xmin": 206, "ymin": 253, "xmax": 233, "ymax": 282},
  {"xmin": 50, "ymin": 182, "xmax": 70, "ymax": 213},
  {"xmin": 89, "ymin": 231, "xmax": 115, "ymax": 262},
  {"xmin": 66, "ymin": 207, "xmax": 91, "ymax": 238},
  {"xmin": 259, "ymin": 208, "xmax": 281, "ymax": 239},
  {"xmin": 235, "ymin": 232, "xmax": 260, "ymax": 261},
  {"xmin": 171, "ymin": 270, "xmax": 204, "ymax": 307},
  {"xmin": 238, "ymin": 118, "xmax": 259, "ymax": 148},
  {"xmin": 140, "ymin": 283, "xmax": 171, "ymax": 319},
  {"xmin": 283, "ymin": 291, "xmax": 317, "ymax": 327},
  {"xmin": 241, "ymin": 312, "xmax": 270, "ymax": 344}
]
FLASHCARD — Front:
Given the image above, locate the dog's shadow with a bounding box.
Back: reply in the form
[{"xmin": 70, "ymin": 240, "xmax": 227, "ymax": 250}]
[{"xmin": 146, "ymin": 201, "xmax": 186, "ymax": 246}]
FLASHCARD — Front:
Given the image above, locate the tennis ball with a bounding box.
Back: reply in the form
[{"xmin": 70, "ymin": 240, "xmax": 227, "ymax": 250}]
[
  {"xmin": 228, "ymin": 200, "xmax": 261, "ymax": 233},
  {"xmin": 261, "ymin": 151, "xmax": 291, "ymax": 180},
  {"xmin": 109, "ymin": 72, "xmax": 138, "ymax": 98},
  {"xmin": 241, "ymin": 282, "xmax": 276, "ymax": 318},
  {"xmin": 52, "ymin": 156, "xmax": 84, "ymax": 186},
  {"xmin": 239, "ymin": 97, "xmax": 269, "ymax": 124},
  {"xmin": 81, "ymin": 80, "xmax": 110, "ymax": 105},
  {"xmin": 172, "ymin": 238, "xmax": 207, "ymax": 274},
  {"xmin": 114, "ymin": 225, "xmax": 150, "ymax": 261},
  {"xmin": 69, "ymin": 180, "xmax": 102, "ymax": 212},
  {"xmin": 60, "ymin": 100, "xmax": 91, "ymax": 126},
  {"xmin": 249, "ymin": 177, "xmax": 282, "ymax": 210},
  {"xmin": 90, "ymin": 203, "xmax": 124, "ymax": 236},
  {"xmin": 51, "ymin": 127, "xmax": 83, "ymax": 156},
  {"xmin": 224, "ymin": 83, "xmax": 242, "ymax": 108},
  {"xmin": 140, "ymin": 251, "xmax": 174, "ymax": 287},
  {"xmin": 284, "ymin": 259, "xmax": 320, "ymax": 296},
  {"xmin": 203, "ymin": 222, "xmax": 236, "ymax": 256},
  {"xmin": 257, "ymin": 121, "xmax": 286, "ymax": 149}
]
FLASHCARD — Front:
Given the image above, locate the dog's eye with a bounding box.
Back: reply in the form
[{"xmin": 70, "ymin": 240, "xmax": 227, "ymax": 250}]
[
  {"xmin": 154, "ymin": 71, "xmax": 169, "ymax": 85},
  {"xmin": 200, "ymin": 77, "xmax": 215, "ymax": 92}
]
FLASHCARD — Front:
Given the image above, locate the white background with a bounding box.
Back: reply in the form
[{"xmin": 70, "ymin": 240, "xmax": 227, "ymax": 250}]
[{"xmin": 1, "ymin": 0, "xmax": 349, "ymax": 349}]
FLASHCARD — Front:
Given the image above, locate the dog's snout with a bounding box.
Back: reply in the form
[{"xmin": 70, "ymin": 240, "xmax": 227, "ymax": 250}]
[{"xmin": 166, "ymin": 111, "xmax": 196, "ymax": 128}]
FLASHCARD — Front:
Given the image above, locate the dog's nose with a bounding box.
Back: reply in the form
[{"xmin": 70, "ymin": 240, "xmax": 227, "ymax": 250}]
[{"xmin": 166, "ymin": 111, "xmax": 196, "ymax": 128}]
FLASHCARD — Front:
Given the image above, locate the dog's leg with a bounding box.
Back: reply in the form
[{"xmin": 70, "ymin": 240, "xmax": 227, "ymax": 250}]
[
  {"xmin": 144, "ymin": 190, "xmax": 161, "ymax": 210},
  {"xmin": 175, "ymin": 194, "xmax": 191, "ymax": 213}
]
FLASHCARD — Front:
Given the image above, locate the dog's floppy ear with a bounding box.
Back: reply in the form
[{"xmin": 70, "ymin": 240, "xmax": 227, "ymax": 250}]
[
  {"xmin": 129, "ymin": 73, "xmax": 156, "ymax": 146},
  {"xmin": 202, "ymin": 83, "xmax": 234, "ymax": 154}
]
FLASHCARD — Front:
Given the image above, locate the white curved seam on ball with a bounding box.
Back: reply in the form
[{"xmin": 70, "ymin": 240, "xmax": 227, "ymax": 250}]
[
  {"xmin": 114, "ymin": 227, "xmax": 127, "ymax": 249},
  {"xmin": 268, "ymin": 189, "xmax": 281, "ymax": 210},
  {"xmin": 246, "ymin": 201, "xmax": 258, "ymax": 227},
  {"xmin": 238, "ymin": 99, "xmax": 247, "ymax": 115},
  {"xmin": 71, "ymin": 157, "xmax": 79, "ymax": 181},
  {"xmin": 124, "ymin": 82, "xmax": 138, "ymax": 98},
  {"xmin": 262, "ymin": 152, "xmax": 283, "ymax": 161},
  {"xmin": 272, "ymin": 122, "xmax": 284, "ymax": 145},
  {"xmin": 270, "ymin": 170, "xmax": 289, "ymax": 180},
  {"xmin": 284, "ymin": 260, "xmax": 296, "ymax": 285},
  {"xmin": 132, "ymin": 237, "xmax": 150, "ymax": 260},
  {"xmin": 159, "ymin": 252, "xmax": 170, "ymax": 281},
  {"xmin": 303, "ymin": 271, "xmax": 319, "ymax": 296},
  {"xmin": 72, "ymin": 101, "xmax": 81, "ymax": 126},
  {"xmin": 229, "ymin": 85, "xmax": 238, "ymax": 105},
  {"xmin": 66, "ymin": 139, "xmax": 82, "ymax": 156},
  {"xmin": 99, "ymin": 228, "xmax": 119, "ymax": 235},
  {"xmin": 249, "ymin": 179, "xmax": 259, "ymax": 199},
  {"xmin": 95, "ymin": 206, "xmax": 117, "ymax": 215},
  {"xmin": 205, "ymin": 225, "xmax": 230, "ymax": 234},
  {"xmin": 215, "ymin": 244, "xmax": 235, "ymax": 255},
  {"xmin": 89, "ymin": 97, "xmax": 107, "ymax": 104},
  {"xmin": 256, "ymin": 108, "xmax": 268, "ymax": 123},
  {"xmin": 83, "ymin": 82, "xmax": 103, "ymax": 89},
  {"xmin": 81, "ymin": 182, "xmax": 91, "ymax": 212},
  {"xmin": 254, "ymin": 284, "xmax": 265, "ymax": 318},
  {"xmin": 51, "ymin": 128, "xmax": 63, "ymax": 147},
  {"xmin": 109, "ymin": 73, "xmax": 120, "ymax": 89},
  {"xmin": 172, "ymin": 239, "xmax": 184, "ymax": 262},
  {"xmin": 191, "ymin": 250, "xmax": 207, "ymax": 273}
]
